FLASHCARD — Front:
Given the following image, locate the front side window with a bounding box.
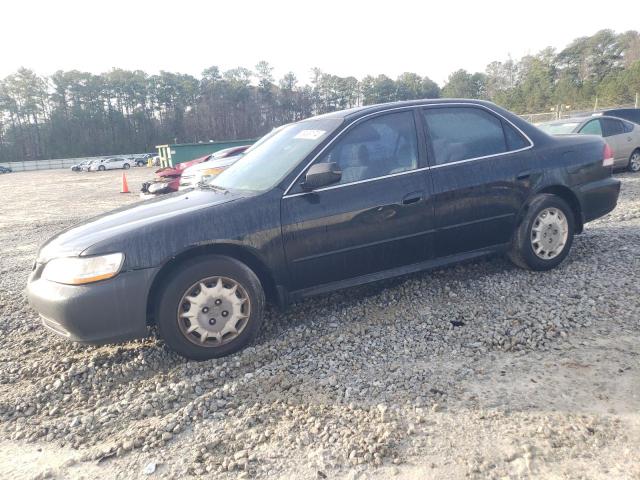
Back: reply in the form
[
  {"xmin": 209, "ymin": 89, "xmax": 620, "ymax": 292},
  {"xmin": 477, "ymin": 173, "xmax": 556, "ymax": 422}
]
[
  {"xmin": 579, "ymin": 119, "xmax": 603, "ymax": 136},
  {"xmin": 422, "ymin": 107, "xmax": 511, "ymax": 165},
  {"xmin": 315, "ymin": 111, "xmax": 418, "ymax": 185}
]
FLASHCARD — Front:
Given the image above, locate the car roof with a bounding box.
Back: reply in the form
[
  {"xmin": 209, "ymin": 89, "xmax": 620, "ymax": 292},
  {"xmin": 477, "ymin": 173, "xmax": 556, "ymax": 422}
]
[{"xmin": 307, "ymin": 98, "xmax": 505, "ymax": 122}]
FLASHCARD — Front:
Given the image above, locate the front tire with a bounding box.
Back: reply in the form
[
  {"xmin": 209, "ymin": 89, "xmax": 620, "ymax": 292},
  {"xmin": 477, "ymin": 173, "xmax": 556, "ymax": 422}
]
[
  {"xmin": 509, "ymin": 194, "xmax": 575, "ymax": 271},
  {"xmin": 98, "ymin": 165, "xmax": 106, "ymax": 171},
  {"xmin": 155, "ymin": 255, "xmax": 265, "ymax": 360},
  {"xmin": 628, "ymin": 149, "xmax": 640, "ymax": 173},
  {"xmin": 123, "ymin": 163, "xmax": 130, "ymax": 170}
]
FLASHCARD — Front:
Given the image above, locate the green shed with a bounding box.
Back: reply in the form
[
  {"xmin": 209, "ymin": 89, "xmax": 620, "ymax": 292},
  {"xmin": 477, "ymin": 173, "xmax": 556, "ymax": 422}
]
[{"xmin": 156, "ymin": 139, "xmax": 256, "ymax": 167}]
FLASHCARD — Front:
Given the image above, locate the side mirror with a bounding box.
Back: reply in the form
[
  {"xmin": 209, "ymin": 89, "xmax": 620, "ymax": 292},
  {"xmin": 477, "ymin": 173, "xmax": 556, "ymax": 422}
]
[{"xmin": 302, "ymin": 162, "xmax": 342, "ymax": 191}]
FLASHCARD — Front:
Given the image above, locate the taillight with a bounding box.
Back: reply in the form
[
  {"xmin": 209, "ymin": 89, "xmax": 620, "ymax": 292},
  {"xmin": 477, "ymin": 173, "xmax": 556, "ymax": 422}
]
[{"xmin": 603, "ymin": 144, "xmax": 614, "ymax": 167}]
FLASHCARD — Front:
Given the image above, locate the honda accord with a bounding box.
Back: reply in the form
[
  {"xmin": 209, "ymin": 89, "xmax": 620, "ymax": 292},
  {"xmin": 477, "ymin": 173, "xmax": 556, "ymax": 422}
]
[{"xmin": 27, "ymin": 99, "xmax": 621, "ymax": 360}]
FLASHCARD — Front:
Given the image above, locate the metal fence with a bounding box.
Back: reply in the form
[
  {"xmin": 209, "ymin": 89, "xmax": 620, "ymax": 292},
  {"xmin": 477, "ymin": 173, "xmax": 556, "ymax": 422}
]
[{"xmin": 0, "ymin": 155, "xmax": 140, "ymax": 172}]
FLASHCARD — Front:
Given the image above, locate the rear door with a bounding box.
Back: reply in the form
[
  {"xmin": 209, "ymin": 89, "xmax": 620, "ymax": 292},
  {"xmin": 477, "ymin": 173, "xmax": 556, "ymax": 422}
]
[
  {"xmin": 281, "ymin": 109, "xmax": 434, "ymax": 290},
  {"xmin": 420, "ymin": 105, "xmax": 534, "ymax": 257}
]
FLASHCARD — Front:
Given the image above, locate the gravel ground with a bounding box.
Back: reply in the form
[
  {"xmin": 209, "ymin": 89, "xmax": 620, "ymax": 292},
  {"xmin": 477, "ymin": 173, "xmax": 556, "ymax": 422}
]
[{"xmin": 0, "ymin": 168, "xmax": 638, "ymax": 480}]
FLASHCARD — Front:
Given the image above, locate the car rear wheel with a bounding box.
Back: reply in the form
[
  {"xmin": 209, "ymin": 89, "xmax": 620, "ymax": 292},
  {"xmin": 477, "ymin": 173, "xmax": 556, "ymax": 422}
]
[
  {"xmin": 508, "ymin": 194, "xmax": 575, "ymax": 271},
  {"xmin": 155, "ymin": 255, "xmax": 265, "ymax": 360},
  {"xmin": 628, "ymin": 149, "xmax": 640, "ymax": 173},
  {"xmin": 98, "ymin": 165, "xmax": 106, "ymax": 171}
]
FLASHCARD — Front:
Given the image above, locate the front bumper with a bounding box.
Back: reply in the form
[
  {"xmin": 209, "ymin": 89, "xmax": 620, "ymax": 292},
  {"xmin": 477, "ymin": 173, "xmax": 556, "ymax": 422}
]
[
  {"xmin": 27, "ymin": 265, "xmax": 159, "ymax": 344},
  {"xmin": 576, "ymin": 177, "xmax": 621, "ymax": 223}
]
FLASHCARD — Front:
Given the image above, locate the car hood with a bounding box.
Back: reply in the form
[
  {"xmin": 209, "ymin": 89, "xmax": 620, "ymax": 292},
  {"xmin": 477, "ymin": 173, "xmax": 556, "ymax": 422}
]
[{"xmin": 37, "ymin": 189, "xmax": 245, "ymax": 262}]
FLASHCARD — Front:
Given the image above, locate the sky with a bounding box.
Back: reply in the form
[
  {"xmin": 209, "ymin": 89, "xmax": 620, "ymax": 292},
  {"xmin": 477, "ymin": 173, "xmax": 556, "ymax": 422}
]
[{"xmin": 2, "ymin": 0, "xmax": 640, "ymax": 86}]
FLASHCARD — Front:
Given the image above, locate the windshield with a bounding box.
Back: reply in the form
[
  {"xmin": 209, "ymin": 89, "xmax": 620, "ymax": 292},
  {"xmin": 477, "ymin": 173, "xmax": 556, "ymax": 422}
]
[
  {"xmin": 209, "ymin": 118, "xmax": 343, "ymax": 192},
  {"xmin": 538, "ymin": 122, "xmax": 580, "ymax": 135}
]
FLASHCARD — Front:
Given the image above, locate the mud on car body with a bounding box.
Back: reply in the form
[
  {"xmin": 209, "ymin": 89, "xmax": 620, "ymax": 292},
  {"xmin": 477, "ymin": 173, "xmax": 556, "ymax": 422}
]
[{"xmin": 27, "ymin": 99, "xmax": 620, "ymax": 360}]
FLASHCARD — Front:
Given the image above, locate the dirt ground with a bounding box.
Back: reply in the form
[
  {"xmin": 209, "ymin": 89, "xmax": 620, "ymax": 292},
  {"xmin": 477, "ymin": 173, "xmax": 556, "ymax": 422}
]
[{"xmin": 0, "ymin": 167, "xmax": 638, "ymax": 480}]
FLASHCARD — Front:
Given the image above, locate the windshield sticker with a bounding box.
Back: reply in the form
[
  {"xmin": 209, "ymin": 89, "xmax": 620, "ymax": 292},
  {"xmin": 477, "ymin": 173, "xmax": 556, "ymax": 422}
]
[{"xmin": 294, "ymin": 129, "xmax": 326, "ymax": 140}]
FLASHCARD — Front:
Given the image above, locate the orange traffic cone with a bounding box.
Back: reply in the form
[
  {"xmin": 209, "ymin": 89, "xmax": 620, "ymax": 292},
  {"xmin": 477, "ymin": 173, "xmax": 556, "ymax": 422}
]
[{"xmin": 121, "ymin": 172, "xmax": 130, "ymax": 193}]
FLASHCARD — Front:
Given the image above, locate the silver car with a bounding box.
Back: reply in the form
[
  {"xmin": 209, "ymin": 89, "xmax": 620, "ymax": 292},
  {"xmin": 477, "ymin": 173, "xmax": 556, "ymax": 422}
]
[
  {"xmin": 538, "ymin": 116, "xmax": 640, "ymax": 172},
  {"xmin": 89, "ymin": 157, "xmax": 132, "ymax": 172}
]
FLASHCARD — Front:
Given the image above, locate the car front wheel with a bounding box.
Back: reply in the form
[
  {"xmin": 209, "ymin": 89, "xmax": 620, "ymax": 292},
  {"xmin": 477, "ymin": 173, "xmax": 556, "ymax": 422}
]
[
  {"xmin": 123, "ymin": 163, "xmax": 130, "ymax": 169},
  {"xmin": 98, "ymin": 165, "xmax": 106, "ymax": 171},
  {"xmin": 508, "ymin": 194, "xmax": 575, "ymax": 271},
  {"xmin": 155, "ymin": 255, "xmax": 265, "ymax": 360}
]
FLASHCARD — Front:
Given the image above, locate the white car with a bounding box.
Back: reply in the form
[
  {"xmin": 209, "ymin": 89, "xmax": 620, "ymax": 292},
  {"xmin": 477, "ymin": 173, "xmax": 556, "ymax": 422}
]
[
  {"xmin": 89, "ymin": 157, "xmax": 132, "ymax": 171},
  {"xmin": 178, "ymin": 154, "xmax": 243, "ymax": 191}
]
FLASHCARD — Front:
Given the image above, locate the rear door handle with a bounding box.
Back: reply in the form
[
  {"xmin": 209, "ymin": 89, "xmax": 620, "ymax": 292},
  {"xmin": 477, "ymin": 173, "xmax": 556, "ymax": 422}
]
[
  {"xmin": 402, "ymin": 192, "xmax": 423, "ymax": 205},
  {"xmin": 517, "ymin": 170, "xmax": 532, "ymax": 180}
]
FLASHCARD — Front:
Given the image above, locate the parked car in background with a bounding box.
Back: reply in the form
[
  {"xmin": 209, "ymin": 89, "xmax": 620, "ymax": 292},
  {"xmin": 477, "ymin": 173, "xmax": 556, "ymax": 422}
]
[
  {"xmin": 593, "ymin": 108, "xmax": 640, "ymax": 125},
  {"xmin": 0, "ymin": 166, "xmax": 12, "ymax": 174},
  {"xmin": 71, "ymin": 160, "xmax": 92, "ymax": 172},
  {"xmin": 128, "ymin": 154, "xmax": 153, "ymax": 167},
  {"xmin": 27, "ymin": 99, "xmax": 621, "ymax": 360},
  {"xmin": 537, "ymin": 116, "xmax": 640, "ymax": 172},
  {"xmin": 89, "ymin": 157, "xmax": 132, "ymax": 171},
  {"xmin": 178, "ymin": 145, "xmax": 252, "ymax": 191},
  {"xmin": 140, "ymin": 155, "xmax": 211, "ymax": 196}
]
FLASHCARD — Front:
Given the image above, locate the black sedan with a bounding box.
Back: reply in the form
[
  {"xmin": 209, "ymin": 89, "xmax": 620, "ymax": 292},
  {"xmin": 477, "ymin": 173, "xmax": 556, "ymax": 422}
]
[{"xmin": 27, "ymin": 99, "xmax": 620, "ymax": 360}]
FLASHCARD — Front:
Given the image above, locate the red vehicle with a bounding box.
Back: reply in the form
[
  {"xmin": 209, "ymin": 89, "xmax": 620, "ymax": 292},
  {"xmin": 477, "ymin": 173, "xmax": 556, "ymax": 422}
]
[{"xmin": 140, "ymin": 146, "xmax": 250, "ymax": 196}]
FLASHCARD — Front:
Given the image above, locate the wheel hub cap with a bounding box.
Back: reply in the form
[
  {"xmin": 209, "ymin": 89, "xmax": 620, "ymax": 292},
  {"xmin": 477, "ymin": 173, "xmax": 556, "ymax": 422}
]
[
  {"xmin": 530, "ymin": 207, "xmax": 569, "ymax": 260},
  {"xmin": 631, "ymin": 153, "xmax": 640, "ymax": 172},
  {"xmin": 177, "ymin": 277, "xmax": 250, "ymax": 347}
]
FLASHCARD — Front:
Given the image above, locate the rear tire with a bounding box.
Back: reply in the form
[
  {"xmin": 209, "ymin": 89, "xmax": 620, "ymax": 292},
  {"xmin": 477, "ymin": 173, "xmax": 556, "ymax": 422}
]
[
  {"xmin": 155, "ymin": 255, "xmax": 265, "ymax": 360},
  {"xmin": 98, "ymin": 165, "xmax": 106, "ymax": 171},
  {"xmin": 628, "ymin": 149, "xmax": 640, "ymax": 173},
  {"xmin": 508, "ymin": 194, "xmax": 575, "ymax": 271}
]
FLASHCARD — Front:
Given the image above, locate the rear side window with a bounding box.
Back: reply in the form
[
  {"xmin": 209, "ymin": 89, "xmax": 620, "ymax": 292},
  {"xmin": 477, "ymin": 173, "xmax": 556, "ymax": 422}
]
[
  {"xmin": 502, "ymin": 121, "xmax": 529, "ymax": 150},
  {"xmin": 579, "ymin": 119, "xmax": 602, "ymax": 136},
  {"xmin": 601, "ymin": 118, "xmax": 625, "ymax": 137},
  {"xmin": 622, "ymin": 120, "xmax": 635, "ymax": 133},
  {"xmin": 422, "ymin": 107, "xmax": 515, "ymax": 165}
]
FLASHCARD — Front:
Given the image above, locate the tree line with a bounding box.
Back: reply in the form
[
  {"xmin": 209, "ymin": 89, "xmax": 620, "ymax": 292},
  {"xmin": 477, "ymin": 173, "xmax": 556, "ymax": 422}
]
[{"xmin": 1, "ymin": 29, "xmax": 639, "ymax": 162}]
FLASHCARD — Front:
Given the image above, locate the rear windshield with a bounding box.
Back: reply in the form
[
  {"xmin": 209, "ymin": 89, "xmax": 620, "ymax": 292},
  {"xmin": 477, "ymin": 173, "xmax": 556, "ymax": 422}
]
[{"xmin": 537, "ymin": 122, "xmax": 580, "ymax": 135}]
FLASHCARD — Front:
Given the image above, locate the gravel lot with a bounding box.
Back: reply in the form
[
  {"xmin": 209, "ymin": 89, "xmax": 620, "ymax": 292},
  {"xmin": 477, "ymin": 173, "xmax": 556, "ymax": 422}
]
[{"xmin": 0, "ymin": 168, "xmax": 638, "ymax": 480}]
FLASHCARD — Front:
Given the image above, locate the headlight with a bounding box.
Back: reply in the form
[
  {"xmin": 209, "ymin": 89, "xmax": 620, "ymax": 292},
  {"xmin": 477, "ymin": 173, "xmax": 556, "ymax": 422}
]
[
  {"xmin": 42, "ymin": 253, "xmax": 124, "ymax": 285},
  {"xmin": 148, "ymin": 182, "xmax": 169, "ymax": 193}
]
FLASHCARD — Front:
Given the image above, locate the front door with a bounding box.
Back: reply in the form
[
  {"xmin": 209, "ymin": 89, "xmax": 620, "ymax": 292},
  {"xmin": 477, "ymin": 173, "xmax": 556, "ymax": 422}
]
[{"xmin": 281, "ymin": 110, "xmax": 434, "ymax": 291}]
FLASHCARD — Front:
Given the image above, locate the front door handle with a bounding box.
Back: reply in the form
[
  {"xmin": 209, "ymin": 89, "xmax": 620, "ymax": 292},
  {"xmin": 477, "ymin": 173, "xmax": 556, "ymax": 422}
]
[
  {"xmin": 402, "ymin": 192, "xmax": 423, "ymax": 205},
  {"xmin": 517, "ymin": 170, "xmax": 532, "ymax": 180}
]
